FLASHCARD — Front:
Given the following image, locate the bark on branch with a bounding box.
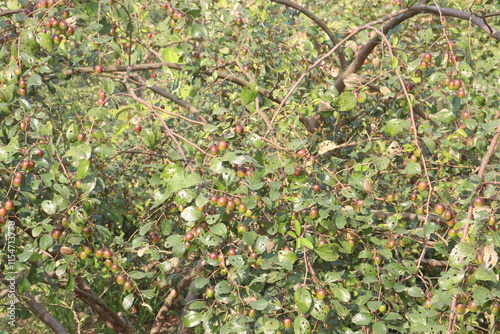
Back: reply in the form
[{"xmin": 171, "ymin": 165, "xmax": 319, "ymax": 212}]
[
  {"xmin": 74, "ymin": 276, "xmax": 136, "ymax": 334},
  {"xmin": 150, "ymin": 260, "xmax": 205, "ymax": 334},
  {"xmin": 23, "ymin": 291, "xmax": 69, "ymax": 334},
  {"xmin": 270, "ymin": 0, "xmax": 347, "ymax": 69}
]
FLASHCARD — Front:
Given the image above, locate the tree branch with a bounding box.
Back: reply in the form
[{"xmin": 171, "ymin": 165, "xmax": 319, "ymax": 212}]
[
  {"xmin": 23, "ymin": 291, "xmax": 69, "ymax": 334},
  {"xmin": 150, "ymin": 260, "xmax": 205, "ymax": 334},
  {"xmin": 447, "ymin": 120, "xmax": 500, "ymax": 334},
  {"xmin": 270, "ymin": 0, "xmax": 347, "ymax": 69},
  {"xmin": 74, "ymin": 276, "xmax": 136, "ymax": 334},
  {"xmin": 413, "ymin": 4, "xmax": 500, "ymax": 41}
]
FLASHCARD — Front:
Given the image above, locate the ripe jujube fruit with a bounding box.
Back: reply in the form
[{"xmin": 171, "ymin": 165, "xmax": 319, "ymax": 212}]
[
  {"xmin": 116, "ymin": 274, "xmax": 126, "ymax": 285},
  {"xmin": 434, "ymin": 203, "xmax": 445, "ymax": 215},
  {"xmin": 217, "ymin": 140, "xmax": 228, "ymax": 151}
]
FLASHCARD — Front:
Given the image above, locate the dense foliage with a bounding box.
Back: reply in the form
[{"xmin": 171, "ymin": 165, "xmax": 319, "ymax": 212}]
[{"xmin": 1, "ymin": 0, "xmax": 499, "ymax": 333}]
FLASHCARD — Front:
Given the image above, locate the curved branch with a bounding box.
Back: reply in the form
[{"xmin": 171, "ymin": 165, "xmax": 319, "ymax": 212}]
[
  {"xmin": 23, "ymin": 291, "xmax": 69, "ymax": 334},
  {"xmin": 74, "ymin": 276, "xmax": 136, "ymax": 334},
  {"xmin": 0, "ymin": 8, "xmax": 23, "ymax": 17},
  {"xmin": 371, "ymin": 210, "xmax": 447, "ymax": 225},
  {"xmin": 150, "ymin": 260, "xmax": 204, "ymax": 334},
  {"xmin": 448, "ymin": 120, "xmax": 500, "ymax": 333},
  {"xmin": 270, "ymin": 0, "xmax": 347, "ymax": 69},
  {"xmin": 336, "ymin": 4, "xmax": 500, "ymax": 94},
  {"xmin": 414, "ymin": 5, "xmax": 500, "ymax": 41}
]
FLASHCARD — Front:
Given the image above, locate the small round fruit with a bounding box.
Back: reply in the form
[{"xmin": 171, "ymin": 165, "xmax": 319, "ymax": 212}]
[
  {"xmin": 468, "ymin": 300, "xmax": 478, "ymax": 312},
  {"xmin": 422, "ymin": 53, "xmax": 432, "ymax": 62},
  {"xmin": 235, "ymin": 16, "xmax": 243, "ymax": 26},
  {"xmin": 417, "ymin": 181, "xmax": 428, "ymax": 191},
  {"xmin": 185, "ymin": 232, "xmax": 195, "ymax": 241},
  {"xmin": 81, "ymin": 227, "xmax": 92, "ymax": 238},
  {"xmin": 116, "ymin": 274, "xmax": 126, "ymax": 285},
  {"xmin": 79, "ymin": 251, "xmax": 87, "ymax": 260},
  {"xmin": 387, "ymin": 193, "xmax": 396, "ymax": 202},
  {"xmin": 123, "ymin": 280, "xmax": 133, "ymax": 291},
  {"xmin": 4, "ymin": 200, "xmax": 14, "ymax": 211},
  {"xmin": 103, "ymin": 249, "xmax": 113, "ymax": 259},
  {"xmin": 77, "ymin": 133, "xmax": 86, "ymax": 141},
  {"xmin": 51, "ymin": 228, "xmax": 62, "ymax": 239},
  {"xmin": 94, "ymin": 65, "xmax": 103, "ymax": 74},
  {"xmin": 217, "ymin": 140, "xmax": 228, "ymax": 151},
  {"xmin": 490, "ymin": 302, "xmax": 499, "ymax": 314},
  {"xmin": 237, "ymin": 203, "xmax": 247, "ymax": 213},
  {"xmin": 443, "ymin": 211, "xmax": 453, "ymax": 221},
  {"xmin": 311, "ymin": 184, "xmax": 321, "ymax": 192},
  {"xmin": 388, "ymin": 239, "xmax": 397, "ymax": 248},
  {"xmin": 474, "ymin": 251, "xmax": 484, "ymax": 265},
  {"xmin": 316, "ymin": 289, "xmax": 326, "ymax": 300},
  {"xmin": 104, "ymin": 259, "xmax": 113, "ymax": 267},
  {"xmin": 455, "ymin": 303, "xmax": 466, "ymax": 315},
  {"xmin": 95, "ymin": 249, "xmax": 104, "ymax": 258},
  {"xmin": 378, "ymin": 304, "xmax": 387, "ymax": 313},
  {"xmin": 309, "ymin": 208, "xmax": 319, "ymax": 219},
  {"xmin": 488, "ymin": 215, "xmax": 497, "ymax": 226},
  {"xmin": 235, "ymin": 125, "xmax": 244, "ymax": 134},
  {"xmin": 209, "ymin": 144, "xmax": 218, "ymax": 155},
  {"xmin": 452, "ymin": 78, "xmax": 462, "ymax": 90},
  {"xmin": 217, "ymin": 196, "xmax": 228, "ymax": 208},
  {"xmin": 373, "ymin": 255, "xmax": 383, "ymax": 265},
  {"xmin": 13, "ymin": 67, "xmax": 22, "ymax": 76},
  {"xmin": 423, "ymin": 298, "xmax": 432, "ymax": 309},
  {"xmin": 237, "ymin": 224, "xmax": 247, "ymax": 234},
  {"xmin": 456, "ymin": 89, "xmax": 465, "ymax": 99},
  {"xmin": 133, "ymin": 124, "xmax": 142, "ymax": 133},
  {"xmin": 295, "ymin": 148, "xmax": 307, "ymax": 158},
  {"xmin": 206, "ymin": 287, "xmax": 215, "ymax": 298},
  {"xmin": 110, "ymin": 263, "xmax": 119, "ymax": 272},
  {"xmin": 83, "ymin": 245, "xmax": 93, "ymax": 255},
  {"xmin": 150, "ymin": 232, "xmax": 159, "ymax": 243},
  {"xmin": 472, "ymin": 197, "xmax": 484, "ymax": 207},
  {"xmin": 434, "ymin": 203, "xmax": 445, "ymax": 215},
  {"xmin": 227, "ymin": 248, "xmax": 237, "ymax": 256},
  {"xmin": 283, "ymin": 318, "xmax": 292, "ymax": 329}
]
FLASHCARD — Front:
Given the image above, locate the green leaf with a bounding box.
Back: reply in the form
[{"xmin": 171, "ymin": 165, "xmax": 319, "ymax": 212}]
[
  {"xmin": 41, "ymin": 200, "xmax": 57, "ymax": 215},
  {"xmin": 255, "ymin": 235, "xmax": 269, "ymax": 254},
  {"xmin": 298, "ymin": 237, "xmax": 313, "ymax": 249},
  {"xmin": 338, "ymin": 91, "xmax": 356, "ymax": 111},
  {"xmin": 315, "ymin": 243, "xmax": 339, "ymax": 261},
  {"xmin": 384, "ymin": 119, "xmax": 404, "ymax": 137},
  {"xmin": 250, "ymin": 298, "xmax": 268, "ymax": 311},
  {"xmin": 180, "ymin": 206, "xmax": 203, "ymax": 222},
  {"xmin": 372, "ymin": 323, "xmax": 387, "ymax": 334},
  {"xmin": 215, "ymin": 280, "xmax": 232, "ymax": 294},
  {"xmin": 39, "ymin": 235, "xmax": 54, "ymax": 250},
  {"xmin": 183, "ymin": 310, "xmax": 202, "ymax": 328},
  {"xmin": 240, "ymin": 84, "xmax": 258, "ymax": 106},
  {"xmin": 352, "ymin": 312, "xmax": 373, "ymax": 326},
  {"xmin": 36, "ymin": 33, "xmax": 54, "ymax": 52},
  {"xmin": 161, "ymin": 48, "xmax": 179, "ymax": 63},
  {"xmin": 331, "ymin": 284, "xmax": 351, "ymax": 303},
  {"xmin": 449, "ymin": 242, "xmax": 475, "ymax": 268},
  {"xmin": 227, "ymin": 255, "xmax": 245, "ymax": 268},
  {"xmin": 122, "ymin": 294, "xmax": 135, "ymax": 310},
  {"xmin": 310, "ymin": 299, "xmax": 330, "ymax": 321},
  {"xmin": 294, "ymin": 288, "xmax": 312, "ymax": 314},
  {"xmin": 293, "ymin": 316, "xmax": 311, "ymax": 334}
]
